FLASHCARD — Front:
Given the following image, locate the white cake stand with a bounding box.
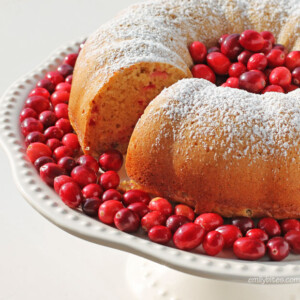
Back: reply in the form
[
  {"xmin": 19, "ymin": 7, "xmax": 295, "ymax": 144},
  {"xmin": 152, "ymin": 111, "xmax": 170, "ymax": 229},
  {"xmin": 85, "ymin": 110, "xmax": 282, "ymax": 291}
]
[{"xmin": 1, "ymin": 39, "xmax": 300, "ymax": 299}]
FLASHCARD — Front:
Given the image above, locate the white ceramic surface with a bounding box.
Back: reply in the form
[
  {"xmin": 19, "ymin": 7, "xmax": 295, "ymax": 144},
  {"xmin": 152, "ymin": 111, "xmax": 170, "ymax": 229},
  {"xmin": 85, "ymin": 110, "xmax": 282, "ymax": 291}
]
[{"xmin": 1, "ymin": 38, "xmax": 300, "ymax": 283}]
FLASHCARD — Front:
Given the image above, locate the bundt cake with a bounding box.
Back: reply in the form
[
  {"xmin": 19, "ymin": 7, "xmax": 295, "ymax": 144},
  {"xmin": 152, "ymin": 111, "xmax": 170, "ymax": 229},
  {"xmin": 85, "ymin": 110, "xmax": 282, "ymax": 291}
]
[
  {"xmin": 69, "ymin": 0, "xmax": 300, "ymax": 156},
  {"xmin": 126, "ymin": 79, "xmax": 300, "ymax": 219}
]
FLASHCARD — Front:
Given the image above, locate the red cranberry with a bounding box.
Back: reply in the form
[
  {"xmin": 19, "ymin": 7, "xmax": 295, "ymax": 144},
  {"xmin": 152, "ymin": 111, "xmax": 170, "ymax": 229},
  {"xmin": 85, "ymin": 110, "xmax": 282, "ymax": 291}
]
[
  {"xmin": 29, "ymin": 87, "xmax": 50, "ymax": 99},
  {"xmin": 273, "ymin": 44, "xmax": 288, "ymax": 54},
  {"xmin": 267, "ymin": 237, "xmax": 289, "ymax": 261},
  {"xmin": 55, "ymin": 82, "xmax": 71, "ymax": 93},
  {"xmin": 189, "ymin": 41, "xmax": 207, "ymax": 63},
  {"xmin": 269, "ymin": 67, "xmax": 291, "ymax": 87},
  {"xmin": 57, "ymin": 64, "xmax": 73, "ymax": 77},
  {"xmin": 203, "ymin": 230, "xmax": 225, "ymax": 256},
  {"xmin": 216, "ymin": 225, "xmax": 242, "ymax": 248},
  {"xmin": 64, "ymin": 53, "xmax": 78, "ymax": 67},
  {"xmin": 26, "ymin": 142, "xmax": 52, "ymax": 162},
  {"xmin": 292, "ymin": 67, "xmax": 300, "ymax": 85},
  {"xmin": 191, "ymin": 64, "xmax": 216, "ymax": 83},
  {"xmin": 231, "ymin": 217, "xmax": 254, "ymax": 235},
  {"xmin": 141, "ymin": 211, "xmax": 166, "ymax": 232},
  {"xmin": 40, "ymin": 162, "xmax": 65, "ymax": 186},
  {"xmin": 77, "ymin": 155, "xmax": 99, "ymax": 173},
  {"xmin": 207, "ymin": 52, "xmax": 231, "ymax": 75},
  {"xmin": 45, "ymin": 71, "xmax": 64, "ymax": 86},
  {"xmin": 65, "ymin": 75, "xmax": 73, "ymax": 84},
  {"xmin": 194, "ymin": 213, "xmax": 223, "ymax": 232},
  {"xmin": 267, "ymin": 49, "xmax": 286, "ymax": 67},
  {"xmin": 246, "ymin": 228, "xmax": 269, "ymax": 243},
  {"xmin": 71, "ymin": 165, "xmax": 97, "ymax": 188},
  {"xmin": 238, "ymin": 50, "xmax": 253, "ymax": 65},
  {"xmin": 54, "ymin": 103, "xmax": 69, "ymax": 119},
  {"xmin": 239, "ymin": 70, "xmax": 266, "ymax": 93},
  {"xmin": 207, "ymin": 46, "xmax": 220, "ymax": 54},
  {"xmin": 224, "ymin": 77, "xmax": 239, "ymax": 88},
  {"xmin": 262, "ymin": 84, "xmax": 284, "ymax": 93},
  {"xmin": 261, "ymin": 31, "xmax": 275, "ymax": 45},
  {"xmin": 228, "ymin": 62, "xmax": 246, "ymax": 78},
  {"xmin": 39, "ymin": 111, "xmax": 57, "ymax": 128},
  {"xmin": 50, "ymin": 91, "xmax": 70, "ymax": 106},
  {"xmin": 285, "ymin": 84, "xmax": 298, "ymax": 93},
  {"xmin": 102, "ymin": 189, "xmax": 123, "ymax": 202},
  {"xmin": 82, "ymin": 183, "xmax": 103, "ymax": 199},
  {"xmin": 114, "ymin": 208, "xmax": 140, "ymax": 232},
  {"xmin": 20, "ymin": 108, "xmax": 38, "ymax": 122},
  {"xmin": 34, "ymin": 156, "xmax": 55, "ymax": 171},
  {"xmin": 174, "ymin": 204, "xmax": 194, "ymax": 221},
  {"xmin": 25, "ymin": 131, "xmax": 46, "ymax": 146},
  {"xmin": 55, "ymin": 118, "xmax": 72, "ymax": 134},
  {"xmin": 233, "ymin": 237, "xmax": 266, "ymax": 260},
  {"xmin": 149, "ymin": 197, "xmax": 173, "ymax": 217},
  {"xmin": 57, "ymin": 156, "xmax": 77, "ymax": 173},
  {"xmin": 21, "ymin": 118, "xmax": 43, "ymax": 136},
  {"xmin": 44, "ymin": 126, "xmax": 64, "ymax": 140},
  {"xmin": 46, "ymin": 138, "xmax": 62, "ymax": 151},
  {"xmin": 62, "ymin": 133, "xmax": 80, "ymax": 152},
  {"xmin": 173, "ymin": 223, "xmax": 205, "ymax": 250},
  {"xmin": 81, "ymin": 197, "xmax": 102, "ymax": 217},
  {"xmin": 281, "ymin": 219, "xmax": 300, "ymax": 235},
  {"xmin": 54, "ymin": 175, "xmax": 74, "ymax": 193},
  {"xmin": 36, "ymin": 78, "xmax": 55, "ymax": 93},
  {"xmin": 220, "ymin": 34, "xmax": 243, "ymax": 61},
  {"xmin": 100, "ymin": 171, "xmax": 120, "ymax": 190},
  {"xmin": 247, "ymin": 53, "xmax": 267, "ymax": 71},
  {"xmin": 258, "ymin": 217, "xmax": 281, "ymax": 237},
  {"xmin": 53, "ymin": 146, "xmax": 73, "ymax": 161},
  {"xmin": 239, "ymin": 30, "xmax": 264, "ymax": 52},
  {"xmin": 59, "ymin": 182, "xmax": 82, "ymax": 208},
  {"xmin": 285, "ymin": 51, "xmax": 300, "ymax": 70},
  {"xmin": 166, "ymin": 215, "xmax": 190, "ymax": 233},
  {"xmin": 218, "ymin": 34, "xmax": 229, "ymax": 45},
  {"xmin": 99, "ymin": 149, "xmax": 123, "ymax": 171},
  {"xmin": 148, "ymin": 225, "xmax": 172, "ymax": 244},
  {"xmin": 261, "ymin": 40, "xmax": 272, "ymax": 54},
  {"xmin": 98, "ymin": 200, "xmax": 123, "ymax": 225},
  {"xmin": 123, "ymin": 189, "xmax": 151, "ymax": 206},
  {"xmin": 284, "ymin": 230, "xmax": 300, "ymax": 254},
  {"xmin": 128, "ymin": 202, "xmax": 149, "ymax": 218}
]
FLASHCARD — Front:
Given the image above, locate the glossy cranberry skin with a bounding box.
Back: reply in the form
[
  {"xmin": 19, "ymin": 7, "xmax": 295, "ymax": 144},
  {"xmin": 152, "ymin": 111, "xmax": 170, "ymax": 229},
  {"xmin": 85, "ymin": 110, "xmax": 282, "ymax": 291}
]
[
  {"xmin": 238, "ymin": 50, "xmax": 253, "ymax": 65},
  {"xmin": 218, "ymin": 34, "xmax": 229, "ymax": 45},
  {"xmin": 262, "ymin": 84, "xmax": 284, "ymax": 93},
  {"xmin": 203, "ymin": 230, "xmax": 225, "ymax": 256},
  {"xmin": 45, "ymin": 71, "xmax": 64, "ymax": 86},
  {"xmin": 285, "ymin": 51, "xmax": 300, "ymax": 70},
  {"xmin": 57, "ymin": 64, "xmax": 73, "ymax": 77},
  {"xmin": 292, "ymin": 67, "xmax": 300, "ymax": 86},
  {"xmin": 26, "ymin": 142, "xmax": 52, "ymax": 163},
  {"xmin": 77, "ymin": 155, "xmax": 99, "ymax": 173},
  {"xmin": 54, "ymin": 175, "xmax": 74, "ymax": 193},
  {"xmin": 284, "ymin": 230, "xmax": 300, "ymax": 254},
  {"xmin": 221, "ymin": 34, "xmax": 243, "ymax": 61},
  {"xmin": 19, "ymin": 108, "xmax": 38, "ymax": 122},
  {"xmin": 207, "ymin": 46, "xmax": 220, "ymax": 54},
  {"xmin": 71, "ymin": 165, "xmax": 97, "ymax": 188},
  {"xmin": 50, "ymin": 91, "xmax": 70, "ymax": 106},
  {"xmin": 258, "ymin": 217, "xmax": 281, "ymax": 237},
  {"xmin": 247, "ymin": 53, "xmax": 268, "ymax": 71},
  {"xmin": 281, "ymin": 219, "xmax": 300, "ymax": 235},
  {"xmin": 231, "ymin": 217, "xmax": 254, "ymax": 235},
  {"xmin": 261, "ymin": 40, "xmax": 273, "ymax": 54},
  {"xmin": 62, "ymin": 133, "xmax": 80, "ymax": 152},
  {"xmin": 273, "ymin": 44, "xmax": 287, "ymax": 54},
  {"xmin": 207, "ymin": 52, "xmax": 231, "ymax": 75},
  {"xmin": 34, "ymin": 156, "xmax": 55, "ymax": 171},
  {"xmin": 44, "ymin": 126, "xmax": 64, "ymax": 140},
  {"xmin": 224, "ymin": 77, "xmax": 239, "ymax": 88},
  {"xmin": 57, "ymin": 156, "xmax": 77, "ymax": 173},
  {"xmin": 246, "ymin": 228, "xmax": 269, "ymax": 243},
  {"xmin": 148, "ymin": 225, "xmax": 172, "ymax": 244},
  {"xmin": 269, "ymin": 67, "xmax": 291, "ymax": 87},
  {"xmin": 285, "ymin": 84, "xmax": 298, "ymax": 93},
  {"xmin": 123, "ymin": 189, "xmax": 151, "ymax": 206},
  {"xmin": 114, "ymin": 208, "xmax": 140, "ymax": 232},
  {"xmin": 36, "ymin": 78, "xmax": 55, "ymax": 93},
  {"xmin": 174, "ymin": 204, "xmax": 194, "ymax": 221},
  {"xmin": 39, "ymin": 111, "xmax": 56, "ymax": 128},
  {"xmin": 191, "ymin": 64, "xmax": 216, "ymax": 83},
  {"xmin": 239, "ymin": 70, "xmax": 266, "ymax": 93},
  {"xmin": 261, "ymin": 31, "xmax": 275, "ymax": 45},
  {"xmin": 59, "ymin": 182, "xmax": 83, "ymax": 208},
  {"xmin": 55, "ymin": 118, "xmax": 72, "ymax": 134},
  {"xmin": 267, "ymin": 237, "xmax": 289, "ymax": 261},
  {"xmin": 149, "ymin": 197, "xmax": 173, "ymax": 217},
  {"xmin": 98, "ymin": 200, "xmax": 124, "ymax": 225},
  {"xmin": 82, "ymin": 183, "xmax": 103, "ymax": 199},
  {"xmin": 233, "ymin": 237, "xmax": 266, "ymax": 260},
  {"xmin": 65, "ymin": 75, "xmax": 73, "ymax": 84},
  {"xmin": 266, "ymin": 49, "xmax": 285, "ymax": 67},
  {"xmin": 239, "ymin": 30, "xmax": 264, "ymax": 52},
  {"xmin": 127, "ymin": 202, "xmax": 149, "ymax": 218},
  {"xmin": 21, "ymin": 117, "xmax": 43, "ymax": 136},
  {"xmin": 194, "ymin": 213, "xmax": 224, "ymax": 232},
  {"xmin": 25, "ymin": 131, "xmax": 46, "ymax": 146},
  {"xmin": 64, "ymin": 53, "xmax": 78, "ymax": 67},
  {"xmin": 40, "ymin": 162, "xmax": 65, "ymax": 186},
  {"xmin": 216, "ymin": 225, "xmax": 242, "ymax": 248},
  {"xmin": 228, "ymin": 62, "xmax": 246, "ymax": 78},
  {"xmin": 173, "ymin": 223, "xmax": 205, "ymax": 250},
  {"xmin": 29, "ymin": 87, "xmax": 50, "ymax": 99},
  {"xmin": 46, "ymin": 138, "xmax": 62, "ymax": 151},
  {"xmin": 99, "ymin": 171, "xmax": 119, "ymax": 190},
  {"xmin": 54, "ymin": 103, "xmax": 69, "ymax": 119},
  {"xmin": 53, "ymin": 146, "xmax": 73, "ymax": 161},
  {"xmin": 99, "ymin": 149, "xmax": 123, "ymax": 171},
  {"xmin": 102, "ymin": 189, "xmax": 123, "ymax": 202},
  {"xmin": 189, "ymin": 41, "xmax": 207, "ymax": 63},
  {"xmin": 81, "ymin": 197, "xmax": 102, "ymax": 217},
  {"xmin": 166, "ymin": 215, "xmax": 190, "ymax": 233},
  {"xmin": 55, "ymin": 82, "xmax": 71, "ymax": 93},
  {"xmin": 141, "ymin": 211, "xmax": 166, "ymax": 232}
]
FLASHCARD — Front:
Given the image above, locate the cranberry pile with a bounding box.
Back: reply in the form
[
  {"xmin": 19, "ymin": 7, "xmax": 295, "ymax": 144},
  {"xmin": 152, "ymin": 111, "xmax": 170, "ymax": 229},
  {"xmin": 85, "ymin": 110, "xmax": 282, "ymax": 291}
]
[
  {"xmin": 189, "ymin": 30, "xmax": 300, "ymax": 93},
  {"xmin": 20, "ymin": 35, "xmax": 300, "ymax": 262}
]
